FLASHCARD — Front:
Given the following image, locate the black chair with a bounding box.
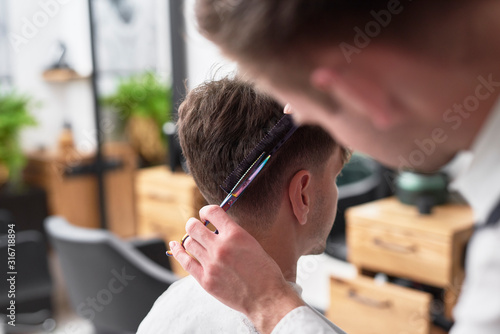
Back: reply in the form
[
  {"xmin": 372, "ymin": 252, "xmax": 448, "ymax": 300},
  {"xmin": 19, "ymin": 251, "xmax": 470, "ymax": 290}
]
[
  {"xmin": 0, "ymin": 210, "xmax": 54, "ymax": 333},
  {"xmin": 45, "ymin": 217, "xmax": 179, "ymax": 334}
]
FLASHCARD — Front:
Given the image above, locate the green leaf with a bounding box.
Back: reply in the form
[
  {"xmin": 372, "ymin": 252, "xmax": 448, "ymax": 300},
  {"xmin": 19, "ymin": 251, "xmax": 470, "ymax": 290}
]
[
  {"xmin": 101, "ymin": 71, "xmax": 172, "ymax": 140},
  {"xmin": 0, "ymin": 90, "xmax": 37, "ymax": 186}
]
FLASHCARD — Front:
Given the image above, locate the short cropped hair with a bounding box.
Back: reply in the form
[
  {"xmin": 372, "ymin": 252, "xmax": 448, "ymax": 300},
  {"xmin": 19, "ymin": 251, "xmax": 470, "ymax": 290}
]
[
  {"xmin": 178, "ymin": 77, "xmax": 347, "ymax": 231},
  {"xmin": 196, "ymin": 0, "xmax": 460, "ymax": 66},
  {"xmin": 195, "ymin": 1, "xmax": 463, "ymax": 110}
]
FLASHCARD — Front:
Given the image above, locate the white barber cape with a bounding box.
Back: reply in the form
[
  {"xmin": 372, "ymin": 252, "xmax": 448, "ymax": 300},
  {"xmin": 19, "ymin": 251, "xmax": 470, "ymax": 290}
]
[
  {"xmin": 448, "ymin": 97, "xmax": 500, "ymax": 333},
  {"xmin": 137, "ymin": 275, "xmax": 346, "ymax": 334}
]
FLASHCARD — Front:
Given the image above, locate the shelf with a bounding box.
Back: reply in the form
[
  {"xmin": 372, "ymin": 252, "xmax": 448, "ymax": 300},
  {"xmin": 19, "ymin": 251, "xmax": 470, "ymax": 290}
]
[{"xmin": 42, "ymin": 68, "xmax": 90, "ymax": 83}]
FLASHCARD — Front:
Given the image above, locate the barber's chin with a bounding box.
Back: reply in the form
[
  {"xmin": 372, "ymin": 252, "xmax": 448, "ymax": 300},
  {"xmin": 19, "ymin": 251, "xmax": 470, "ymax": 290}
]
[{"xmin": 379, "ymin": 152, "xmax": 456, "ymax": 174}]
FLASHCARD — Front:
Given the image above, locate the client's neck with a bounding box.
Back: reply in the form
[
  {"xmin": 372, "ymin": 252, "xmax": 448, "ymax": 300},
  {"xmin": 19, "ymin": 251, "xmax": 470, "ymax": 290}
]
[
  {"xmin": 243, "ymin": 211, "xmax": 301, "ymax": 283},
  {"xmin": 261, "ymin": 235, "xmax": 299, "ymax": 282}
]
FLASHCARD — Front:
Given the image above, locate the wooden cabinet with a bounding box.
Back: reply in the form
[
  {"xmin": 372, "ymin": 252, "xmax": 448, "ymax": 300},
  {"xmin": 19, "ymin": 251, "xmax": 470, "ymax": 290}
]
[
  {"xmin": 327, "ymin": 197, "xmax": 474, "ymax": 333},
  {"xmin": 347, "ymin": 198, "xmax": 473, "ymax": 288},
  {"xmin": 136, "ymin": 166, "xmax": 207, "ymax": 276},
  {"xmin": 24, "ymin": 142, "xmax": 137, "ymax": 238},
  {"xmin": 327, "ymin": 276, "xmax": 431, "ymax": 334}
]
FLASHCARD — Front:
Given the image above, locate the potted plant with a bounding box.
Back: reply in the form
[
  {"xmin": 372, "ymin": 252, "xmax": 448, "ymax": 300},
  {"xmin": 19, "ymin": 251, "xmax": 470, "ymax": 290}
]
[
  {"xmin": 0, "ymin": 91, "xmax": 37, "ymax": 191},
  {"xmin": 102, "ymin": 72, "xmax": 172, "ymax": 165}
]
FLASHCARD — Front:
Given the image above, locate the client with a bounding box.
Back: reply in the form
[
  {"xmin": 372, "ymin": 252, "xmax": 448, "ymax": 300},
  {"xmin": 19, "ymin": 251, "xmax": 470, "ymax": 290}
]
[{"xmin": 138, "ymin": 77, "xmax": 349, "ymax": 333}]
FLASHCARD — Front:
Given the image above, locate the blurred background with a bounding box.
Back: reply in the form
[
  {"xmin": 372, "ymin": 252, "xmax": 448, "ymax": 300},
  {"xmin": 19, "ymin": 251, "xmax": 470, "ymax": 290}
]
[{"xmin": 0, "ymin": 1, "xmax": 239, "ymax": 332}]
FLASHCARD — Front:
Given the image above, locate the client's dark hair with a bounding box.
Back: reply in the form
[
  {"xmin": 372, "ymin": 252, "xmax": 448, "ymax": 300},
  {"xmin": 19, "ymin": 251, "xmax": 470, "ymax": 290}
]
[{"xmin": 178, "ymin": 77, "xmax": 347, "ymax": 230}]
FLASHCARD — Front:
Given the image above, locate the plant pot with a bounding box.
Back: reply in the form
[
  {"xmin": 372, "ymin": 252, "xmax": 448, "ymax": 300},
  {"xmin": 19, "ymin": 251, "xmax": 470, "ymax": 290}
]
[
  {"xmin": 126, "ymin": 115, "xmax": 166, "ymax": 165},
  {"xmin": 395, "ymin": 171, "xmax": 448, "ymax": 214}
]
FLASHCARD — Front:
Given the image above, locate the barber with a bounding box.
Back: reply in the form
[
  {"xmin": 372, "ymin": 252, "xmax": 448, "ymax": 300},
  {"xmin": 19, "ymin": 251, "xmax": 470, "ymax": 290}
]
[{"xmin": 171, "ymin": 0, "xmax": 500, "ymax": 333}]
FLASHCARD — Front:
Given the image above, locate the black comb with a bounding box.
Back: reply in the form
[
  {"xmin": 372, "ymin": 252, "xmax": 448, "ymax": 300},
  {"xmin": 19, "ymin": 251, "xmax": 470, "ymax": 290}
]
[{"xmin": 221, "ymin": 114, "xmax": 297, "ymax": 194}]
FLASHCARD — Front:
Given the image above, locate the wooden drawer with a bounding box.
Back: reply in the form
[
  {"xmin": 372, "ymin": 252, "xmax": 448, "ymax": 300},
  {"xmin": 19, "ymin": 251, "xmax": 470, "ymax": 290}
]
[
  {"xmin": 326, "ymin": 275, "xmax": 431, "ymax": 334},
  {"xmin": 137, "ymin": 180, "xmax": 195, "ymax": 207},
  {"xmin": 136, "ymin": 167, "xmax": 205, "ymax": 206},
  {"xmin": 137, "ymin": 211, "xmax": 184, "ymax": 245},
  {"xmin": 137, "ymin": 198, "xmax": 195, "ymax": 277},
  {"xmin": 138, "ymin": 210, "xmax": 189, "ymax": 277},
  {"xmin": 138, "ymin": 199, "xmax": 216, "ymax": 243},
  {"xmin": 135, "ymin": 167, "xmax": 207, "ymax": 277},
  {"xmin": 346, "ymin": 198, "xmax": 473, "ymax": 287},
  {"xmin": 348, "ymin": 224, "xmax": 451, "ymax": 286},
  {"xmin": 138, "ymin": 196, "xmax": 196, "ymax": 227}
]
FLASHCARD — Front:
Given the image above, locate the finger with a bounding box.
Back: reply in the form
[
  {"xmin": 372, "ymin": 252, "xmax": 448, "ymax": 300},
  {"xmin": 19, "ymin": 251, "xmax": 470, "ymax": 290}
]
[
  {"xmin": 183, "ymin": 234, "xmax": 209, "ymax": 263},
  {"xmin": 186, "ymin": 216, "xmax": 218, "ymax": 248},
  {"xmin": 170, "ymin": 241, "xmax": 203, "ymax": 278},
  {"xmin": 284, "ymin": 103, "xmax": 293, "ymax": 114},
  {"xmin": 198, "ymin": 205, "xmax": 242, "ymax": 234}
]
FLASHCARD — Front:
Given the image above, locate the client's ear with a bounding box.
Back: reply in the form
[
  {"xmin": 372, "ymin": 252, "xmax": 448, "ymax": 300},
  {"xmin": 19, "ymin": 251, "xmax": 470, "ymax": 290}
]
[
  {"xmin": 288, "ymin": 170, "xmax": 311, "ymax": 226},
  {"xmin": 310, "ymin": 67, "xmax": 401, "ymax": 130}
]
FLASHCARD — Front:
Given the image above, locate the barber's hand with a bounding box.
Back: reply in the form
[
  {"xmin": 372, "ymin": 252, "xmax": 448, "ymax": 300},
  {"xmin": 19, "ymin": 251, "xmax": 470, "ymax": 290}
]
[
  {"xmin": 284, "ymin": 103, "xmax": 307, "ymax": 126},
  {"xmin": 171, "ymin": 205, "xmax": 305, "ymax": 334}
]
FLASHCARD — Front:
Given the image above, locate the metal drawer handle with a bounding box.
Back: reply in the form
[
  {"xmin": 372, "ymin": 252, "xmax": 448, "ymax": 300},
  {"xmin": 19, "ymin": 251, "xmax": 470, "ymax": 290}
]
[
  {"xmin": 348, "ymin": 289, "xmax": 392, "ymax": 309},
  {"xmin": 373, "ymin": 237, "xmax": 417, "ymax": 253}
]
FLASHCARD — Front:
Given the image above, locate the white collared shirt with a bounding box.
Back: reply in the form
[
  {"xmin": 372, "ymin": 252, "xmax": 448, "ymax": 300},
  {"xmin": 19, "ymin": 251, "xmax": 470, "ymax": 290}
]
[
  {"xmin": 137, "ymin": 275, "xmax": 260, "ymax": 334},
  {"xmin": 450, "ymin": 97, "xmax": 500, "ymax": 224},
  {"xmin": 137, "ymin": 275, "xmax": 346, "ymax": 334},
  {"xmin": 449, "ymin": 98, "xmax": 500, "ymax": 334}
]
